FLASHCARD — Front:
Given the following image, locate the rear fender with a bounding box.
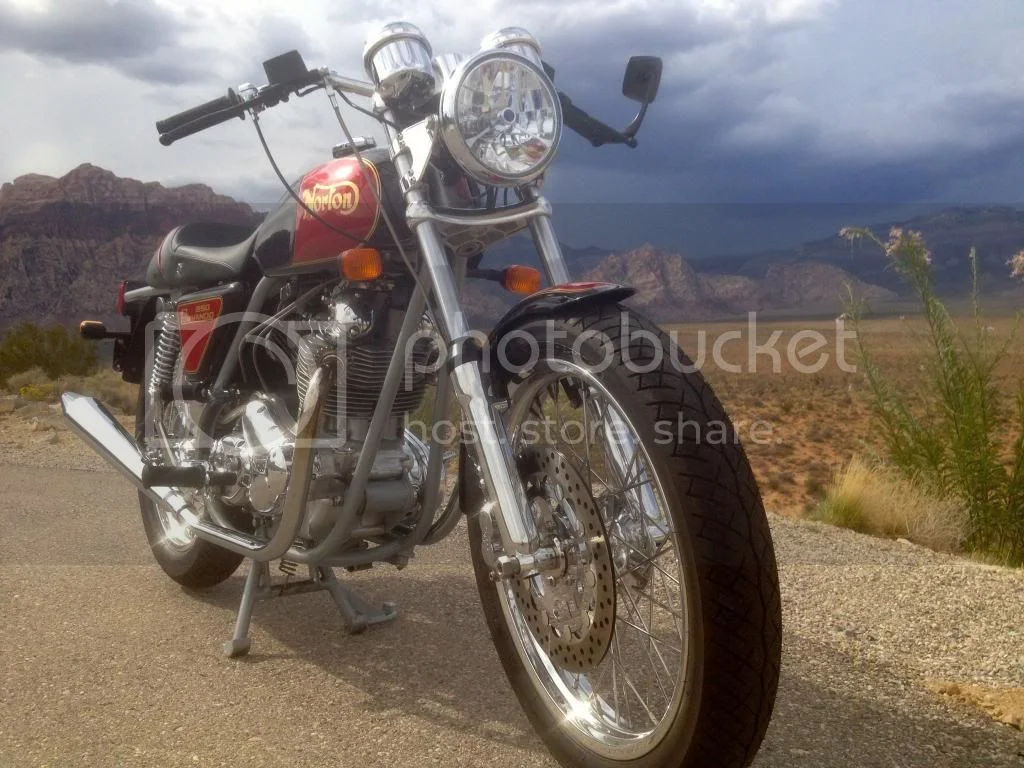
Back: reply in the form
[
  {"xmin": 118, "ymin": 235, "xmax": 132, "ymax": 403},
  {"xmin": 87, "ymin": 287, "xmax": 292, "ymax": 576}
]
[{"xmin": 114, "ymin": 295, "xmax": 157, "ymax": 384}]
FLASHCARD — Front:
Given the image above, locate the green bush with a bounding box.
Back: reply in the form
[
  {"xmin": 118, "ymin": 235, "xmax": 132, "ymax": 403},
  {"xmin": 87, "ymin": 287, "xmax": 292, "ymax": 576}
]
[
  {"xmin": 0, "ymin": 322, "xmax": 97, "ymax": 385},
  {"xmin": 841, "ymin": 226, "xmax": 1024, "ymax": 563}
]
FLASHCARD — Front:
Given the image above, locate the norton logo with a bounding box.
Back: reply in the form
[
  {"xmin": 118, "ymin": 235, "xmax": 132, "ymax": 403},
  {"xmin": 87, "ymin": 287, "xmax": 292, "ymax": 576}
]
[{"xmin": 301, "ymin": 181, "xmax": 360, "ymax": 217}]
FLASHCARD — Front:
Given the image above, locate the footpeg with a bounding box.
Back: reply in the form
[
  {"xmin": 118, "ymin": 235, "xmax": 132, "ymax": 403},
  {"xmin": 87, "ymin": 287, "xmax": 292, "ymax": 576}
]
[{"xmin": 141, "ymin": 463, "xmax": 237, "ymax": 489}]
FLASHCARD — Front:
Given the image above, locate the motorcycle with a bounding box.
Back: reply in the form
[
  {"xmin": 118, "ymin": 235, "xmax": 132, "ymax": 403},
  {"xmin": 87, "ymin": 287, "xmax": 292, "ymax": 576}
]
[{"xmin": 63, "ymin": 22, "xmax": 781, "ymax": 768}]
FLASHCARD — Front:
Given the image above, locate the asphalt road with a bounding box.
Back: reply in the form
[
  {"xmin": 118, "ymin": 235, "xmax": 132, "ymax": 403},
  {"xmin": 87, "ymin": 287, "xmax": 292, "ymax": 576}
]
[{"xmin": 1, "ymin": 461, "xmax": 1022, "ymax": 767}]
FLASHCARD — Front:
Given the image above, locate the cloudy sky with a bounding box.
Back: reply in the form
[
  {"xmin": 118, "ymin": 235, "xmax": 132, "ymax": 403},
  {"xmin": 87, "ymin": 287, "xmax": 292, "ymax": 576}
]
[{"xmin": 2, "ymin": 0, "xmax": 1024, "ymax": 208}]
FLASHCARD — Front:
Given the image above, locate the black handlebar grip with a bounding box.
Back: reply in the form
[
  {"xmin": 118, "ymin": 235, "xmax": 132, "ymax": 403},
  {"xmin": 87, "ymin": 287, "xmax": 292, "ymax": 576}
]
[
  {"xmin": 158, "ymin": 104, "xmax": 246, "ymax": 146},
  {"xmin": 156, "ymin": 91, "xmax": 241, "ymax": 135}
]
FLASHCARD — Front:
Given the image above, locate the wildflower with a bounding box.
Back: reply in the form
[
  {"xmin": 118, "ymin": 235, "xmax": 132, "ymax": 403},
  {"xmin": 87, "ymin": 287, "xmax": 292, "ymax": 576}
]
[
  {"xmin": 1009, "ymin": 250, "xmax": 1024, "ymax": 279},
  {"xmin": 885, "ymin": 227, "xmax": 931, "ymax": 270}
]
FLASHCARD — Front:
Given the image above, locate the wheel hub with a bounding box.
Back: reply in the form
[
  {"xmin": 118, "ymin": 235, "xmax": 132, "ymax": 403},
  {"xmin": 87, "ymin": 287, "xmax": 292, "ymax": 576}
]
[{"xmin": 514, "ymin": 447, "xmax": 616, "ymax": 673}]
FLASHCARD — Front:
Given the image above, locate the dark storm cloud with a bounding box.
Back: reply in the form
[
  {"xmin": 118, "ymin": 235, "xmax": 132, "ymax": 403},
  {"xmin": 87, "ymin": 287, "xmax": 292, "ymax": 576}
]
[
  {"xmin": 0, "ymin": 0, "xmax": 211, "ymax": 84},
  {"xmin": 542, "ymin": 4, "xmax": 1024, "ymax": 204}
]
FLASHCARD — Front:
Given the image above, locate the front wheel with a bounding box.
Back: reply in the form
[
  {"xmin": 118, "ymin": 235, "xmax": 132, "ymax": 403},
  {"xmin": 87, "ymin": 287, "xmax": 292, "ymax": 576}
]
[{"xmin": 463, "ymin": 306, "xmax": 781, "ymax": 768}]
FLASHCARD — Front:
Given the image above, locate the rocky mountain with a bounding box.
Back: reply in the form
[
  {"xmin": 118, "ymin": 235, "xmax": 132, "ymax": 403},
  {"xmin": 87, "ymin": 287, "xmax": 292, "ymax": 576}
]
[
  {"xmin": 706, "ymin": 206, "xmax": 1024, "ymax": 297},
  {"xmin": 0, "ymin": 163, "xmax": 261, "ymax": 327},
  {"xmin": 0, "ymin": 163, "xmax": 897, "ymax": 329},
  {"xmin": 577, "ymin": 244, "xmax": 893, "ymax": 319}
]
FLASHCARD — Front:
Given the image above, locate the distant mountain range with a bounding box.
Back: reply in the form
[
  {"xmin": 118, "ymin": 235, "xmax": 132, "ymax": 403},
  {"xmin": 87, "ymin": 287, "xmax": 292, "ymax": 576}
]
[
  {"xmin": 1, "ymin": 164, "xmax": 1020, "ymax": 331},
  {"xmin": 0, "ymin": 164, "xmax": 259, "ymax": 327}
]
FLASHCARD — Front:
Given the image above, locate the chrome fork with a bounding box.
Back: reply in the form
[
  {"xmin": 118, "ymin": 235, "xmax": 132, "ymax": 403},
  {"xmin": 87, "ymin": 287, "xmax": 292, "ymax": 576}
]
[{"xmin": 381, "ymin": 114, "xmax": 577, "ymax": 570}]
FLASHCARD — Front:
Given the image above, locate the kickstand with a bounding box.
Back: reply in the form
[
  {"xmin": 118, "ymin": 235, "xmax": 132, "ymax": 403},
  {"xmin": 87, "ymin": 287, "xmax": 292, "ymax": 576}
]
[
  {"xmin": 223, "ymin": 559, "xmax": 271, "ymax": 658},
  {"xmin": 315, "ymin": 566, "xmax": 398, "ymax": 635},
  {"xmin": 222, "ymin": 560, "xmax": 397, "ymax": 658}
]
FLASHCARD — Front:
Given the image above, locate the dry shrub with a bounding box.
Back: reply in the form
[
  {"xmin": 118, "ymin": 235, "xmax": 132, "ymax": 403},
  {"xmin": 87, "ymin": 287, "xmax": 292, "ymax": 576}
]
[
  {"xmin": 817, "ymin": 456, "xmax": 968, "ymax": 553},
  {"xmin": 59, "ymin": 370, "xmax": 138, "ymax": 414},
  {"xmin": 4, "ymin": 366, "xmax": 53, "ymax": 394},
  {"xmin": 4, "ymin": 367, "xmax": 137, "ymax": 414}
]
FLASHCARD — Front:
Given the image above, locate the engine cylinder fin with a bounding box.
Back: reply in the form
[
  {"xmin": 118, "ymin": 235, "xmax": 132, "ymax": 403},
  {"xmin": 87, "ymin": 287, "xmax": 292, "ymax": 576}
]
[{"xmin": 295, "ymin": 334, "xmax": 432, "ymax": 420}]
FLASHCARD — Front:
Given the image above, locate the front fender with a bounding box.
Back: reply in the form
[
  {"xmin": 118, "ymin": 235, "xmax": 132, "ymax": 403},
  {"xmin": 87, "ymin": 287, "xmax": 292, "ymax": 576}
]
[{"xmin": 489, "ymin": 281, "xmax": 635, "ymax": 344}]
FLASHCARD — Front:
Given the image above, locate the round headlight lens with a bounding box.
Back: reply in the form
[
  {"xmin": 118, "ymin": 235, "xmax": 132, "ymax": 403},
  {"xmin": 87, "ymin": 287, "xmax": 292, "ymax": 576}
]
[{"xmin": 440, "ymin": 51, "xmax": 562, "ymax": 186}]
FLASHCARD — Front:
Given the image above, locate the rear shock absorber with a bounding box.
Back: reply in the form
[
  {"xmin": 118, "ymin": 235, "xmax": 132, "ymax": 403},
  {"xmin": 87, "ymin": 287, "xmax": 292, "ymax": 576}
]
[
  {"xmin": 150, "ymin": 303, "xmax": 180, "ymax": 395},
  {"xmin": 142, "ymin": 301, "xmax": 180, "ymax": 458}
]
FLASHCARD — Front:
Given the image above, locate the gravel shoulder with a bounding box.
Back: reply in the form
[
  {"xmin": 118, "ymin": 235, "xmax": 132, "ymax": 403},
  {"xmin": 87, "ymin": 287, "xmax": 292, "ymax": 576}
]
[{"xmin": 0, "ymin": 410, "xmax": 1022, "ymax": 766}]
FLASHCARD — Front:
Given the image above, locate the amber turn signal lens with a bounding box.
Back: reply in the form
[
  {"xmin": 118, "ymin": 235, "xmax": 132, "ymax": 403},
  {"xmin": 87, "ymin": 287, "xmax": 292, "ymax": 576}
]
[
  {"xmin": 502, "ymin": 265, "xmax": 542, "ymax": 295},
  {"xmin": 340, "ymin": 248, "xmax": 383, "ymax": 281}
]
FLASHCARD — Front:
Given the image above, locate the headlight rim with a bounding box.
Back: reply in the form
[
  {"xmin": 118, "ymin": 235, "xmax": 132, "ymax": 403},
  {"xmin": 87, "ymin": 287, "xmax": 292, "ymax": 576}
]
[{"xmin": 439, "ymin": 49, "xmax": 562, "ymax": 187}]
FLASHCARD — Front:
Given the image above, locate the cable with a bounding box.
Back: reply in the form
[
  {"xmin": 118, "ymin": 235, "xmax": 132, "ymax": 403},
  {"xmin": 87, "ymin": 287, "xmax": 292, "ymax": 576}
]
[
  {"xmin": 339, "ymin": 90, "xmax": 400, "ymax": 130},
  {"xmin": 324, "ymin": 87, "xmax": 442, "ymax": 336},
  {"xmin": 252, "ymin": 112, "xmax": 378, "ymax": 249}
]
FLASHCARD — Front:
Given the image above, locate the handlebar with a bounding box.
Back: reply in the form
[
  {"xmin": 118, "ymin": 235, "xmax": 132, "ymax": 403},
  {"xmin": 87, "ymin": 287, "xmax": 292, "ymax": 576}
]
[
  {"xmin": 155, "ymin": 91, "xmax": 242, "ymax": 135},
  {"xmin": 558, "ymin": 93, "xmax": 637, "ymax": 148},
  {"xmin": 158, "ymin": 101, "xmax": 248, "ymax": 146},
  {"xmin": 155, "ymin": 68, "xmax": 351, "ymax": 146},
  {"xmin": 154, "ymin": 61, "xmax": 631, "ymax": 151}
]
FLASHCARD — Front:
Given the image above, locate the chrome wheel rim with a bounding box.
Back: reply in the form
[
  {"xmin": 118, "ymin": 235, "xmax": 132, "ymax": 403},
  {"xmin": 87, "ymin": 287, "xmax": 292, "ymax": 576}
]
[
  {"xmin": 152, "ymin": 400, "xmax": 199, "ymax": 550},
  {"xmin": 497, "ymin": 360, "xmax": 694, "ymax": 760}
]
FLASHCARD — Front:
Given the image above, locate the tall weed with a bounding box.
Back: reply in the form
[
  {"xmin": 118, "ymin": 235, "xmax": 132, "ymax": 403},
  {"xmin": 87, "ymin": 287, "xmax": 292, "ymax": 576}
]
[{"xmin": 840, "ymin": 227, "xmax": 1024, "ymax": 562}]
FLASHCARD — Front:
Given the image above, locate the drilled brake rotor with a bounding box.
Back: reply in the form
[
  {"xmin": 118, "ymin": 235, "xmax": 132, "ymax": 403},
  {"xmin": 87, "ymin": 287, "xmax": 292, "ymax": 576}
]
[{"xmin": 514, "ymin": 447, "xmax": 616, "ymax": 673}]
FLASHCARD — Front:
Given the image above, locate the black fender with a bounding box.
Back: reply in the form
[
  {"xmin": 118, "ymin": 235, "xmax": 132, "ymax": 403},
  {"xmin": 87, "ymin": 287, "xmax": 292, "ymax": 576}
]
[
  {"xmin": 113, "ymin": 295, "xmax": 157, "ymax": 384},
  {"xmin": 486, "ymin": 281, "xmax": 634, "ymax": 397},
  {"xmin": 489, "ymin": 281, "xmax": 634, "ymax": 344}
]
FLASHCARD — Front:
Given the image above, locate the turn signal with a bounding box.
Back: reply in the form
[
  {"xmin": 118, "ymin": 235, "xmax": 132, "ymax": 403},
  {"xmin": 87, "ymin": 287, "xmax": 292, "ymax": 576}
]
[
  {"xmin": 116, "ymin": 280, "xmax": 128, "ymax": 315},
  {"xmin": 340, "ymin": 248, "xmax": 384, "ymax": 281},
  {"xmin": 502, "ymin": 265, "xmax": 542, "ymax": 295}
]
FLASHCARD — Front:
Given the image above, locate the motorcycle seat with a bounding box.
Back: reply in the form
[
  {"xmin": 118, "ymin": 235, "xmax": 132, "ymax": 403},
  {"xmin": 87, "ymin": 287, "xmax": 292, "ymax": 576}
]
[{"xmin": 147, "ymin": 222, "xmax": 258, "ymax": 288}]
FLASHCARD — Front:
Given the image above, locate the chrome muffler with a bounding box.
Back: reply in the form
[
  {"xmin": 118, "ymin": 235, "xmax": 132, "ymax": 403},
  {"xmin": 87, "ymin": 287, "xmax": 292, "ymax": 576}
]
[{"xmin": 60, "ymin": 365, "xmax": 332, "ymax": 562}]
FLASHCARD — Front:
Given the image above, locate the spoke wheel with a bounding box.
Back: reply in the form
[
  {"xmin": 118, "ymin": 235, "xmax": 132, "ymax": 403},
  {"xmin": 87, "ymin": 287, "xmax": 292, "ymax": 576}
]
[
  {"xmin": 464, "ymin": 307, "xmax": 781, "ymax": 768},
  {"xmin": 499, "ymin": 364, "xmax": 692, "ymax": 759}
]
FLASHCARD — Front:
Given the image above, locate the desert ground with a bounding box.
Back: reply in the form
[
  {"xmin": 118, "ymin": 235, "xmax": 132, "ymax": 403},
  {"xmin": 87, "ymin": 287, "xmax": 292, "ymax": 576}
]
[
  {"xmin": 1, "ymin": 314, "xmax": 1023, "ymax": 766},
  {"xmin": 666, "ymin": 313, "xmax": 1024, "ymax": 517}
]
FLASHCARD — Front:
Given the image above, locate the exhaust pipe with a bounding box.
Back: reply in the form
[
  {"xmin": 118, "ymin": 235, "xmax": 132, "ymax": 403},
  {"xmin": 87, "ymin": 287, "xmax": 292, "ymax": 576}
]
[
  {"xmin": 60, "ymin": 365, "xmax": 331, "ymax": 561},
  {"xmin": 61, "ymin": 392, "xmax": 193, "ymax": 516}
]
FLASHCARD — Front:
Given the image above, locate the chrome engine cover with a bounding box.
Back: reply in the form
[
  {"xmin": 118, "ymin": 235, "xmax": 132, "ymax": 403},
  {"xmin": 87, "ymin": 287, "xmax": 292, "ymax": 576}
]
[{"xmin": 209, "ymin": 295, "xmax": 436, "ymax": 535}]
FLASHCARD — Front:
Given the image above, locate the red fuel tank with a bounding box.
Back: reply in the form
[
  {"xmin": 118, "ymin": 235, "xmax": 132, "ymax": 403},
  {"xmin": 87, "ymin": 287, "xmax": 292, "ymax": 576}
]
[
  {"xmin": 251, "ymin": 148, "xmax": 410, "ymax": 275},
  {"xmin": 292, "ymin": 156, "xmax": 382, "ymax": 265}
]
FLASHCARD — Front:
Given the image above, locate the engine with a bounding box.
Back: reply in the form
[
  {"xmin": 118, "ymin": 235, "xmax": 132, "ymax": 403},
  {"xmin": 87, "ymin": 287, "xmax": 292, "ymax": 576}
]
[{"xmin": 209, "ymin": 291, "xmax": 438, "ymax": 545}]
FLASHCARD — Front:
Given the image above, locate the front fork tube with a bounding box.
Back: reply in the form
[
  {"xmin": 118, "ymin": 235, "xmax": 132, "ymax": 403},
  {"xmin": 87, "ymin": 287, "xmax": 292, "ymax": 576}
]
[{"xmin": 411, "ymin": 217, "xmax": 539, "ymax": 557}]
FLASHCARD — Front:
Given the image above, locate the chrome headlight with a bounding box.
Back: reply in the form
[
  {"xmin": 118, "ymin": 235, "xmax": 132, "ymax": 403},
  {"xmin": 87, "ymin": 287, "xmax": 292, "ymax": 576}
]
[
  {"xmin": 362, "ymin": 22, "xmax": 435, "ymax": 105},
  {"xmin": 439, "ymin": 50, "xmax": 562, "ymax": 186}
]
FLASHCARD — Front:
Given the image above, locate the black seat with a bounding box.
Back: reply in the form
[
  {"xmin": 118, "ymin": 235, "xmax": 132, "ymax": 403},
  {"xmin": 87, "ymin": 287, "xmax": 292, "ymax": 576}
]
[{"xmin": 146, "ymin": 222, "xmax": 258, "ymax": 288}]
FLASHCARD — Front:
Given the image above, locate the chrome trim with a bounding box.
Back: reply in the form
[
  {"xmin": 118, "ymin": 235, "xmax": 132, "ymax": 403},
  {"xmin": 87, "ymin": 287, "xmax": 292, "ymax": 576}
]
[
  {"xmin": 438, "ymin": 49, "xmax": 562, "ymax": 186},
  {"xmin": 401, "ymin": 187, "xmax": 539, "ymax": 554},
  {"xmin": 361, "ymin": 22, "xmax": 435, "ymax": 104},
  {"xmin": 123, "ymin": 285, "xmax": 169, "ymax": 303},
  {"xmin": 527, "ymin": 204, "xmax": 571, "ymax": 285},
  {"xmin": 406, "ymin": 196, "xmax": 552, "ymax": 228},
  {"xmin": 479, "ymin": 27, "xmax": 544, "ymax": 67},
  {"xmin": 324, "ymin": 71, "xmax": 376, "ymax": 99},
  {"xmin": 60, "ymin": 362, "xmax": 333, "ymax": 561},
  {"xmin": 283, "ymin": 273, "xmax": 430, "ymax": 564},
  {"xmin": 398, "ymin": 115, "xmax": 439, "ymax": 191}
]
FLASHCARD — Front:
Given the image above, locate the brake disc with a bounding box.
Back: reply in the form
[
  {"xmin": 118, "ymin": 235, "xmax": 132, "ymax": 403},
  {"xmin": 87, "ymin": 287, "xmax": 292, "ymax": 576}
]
[{"xmin": 514, "ymin": 447, "xmax": 616, "ymax": 673}]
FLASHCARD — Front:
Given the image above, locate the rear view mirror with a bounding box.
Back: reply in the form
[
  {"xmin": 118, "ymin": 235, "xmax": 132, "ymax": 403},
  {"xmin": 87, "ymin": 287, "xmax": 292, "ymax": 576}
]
[
  {"xmin": 264, "ymin": 50, "xmax": 310, "ymax": 86},
  {"xmin": 622, "ymin": 56, "xmax": 662, "ymax": 104}
]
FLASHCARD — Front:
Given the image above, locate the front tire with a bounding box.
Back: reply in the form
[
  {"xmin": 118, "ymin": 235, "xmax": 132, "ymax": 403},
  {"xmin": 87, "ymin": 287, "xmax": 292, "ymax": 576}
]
[{"xmin": 463, "ymin": 305, "xmax": 781, "ymax": 767}]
